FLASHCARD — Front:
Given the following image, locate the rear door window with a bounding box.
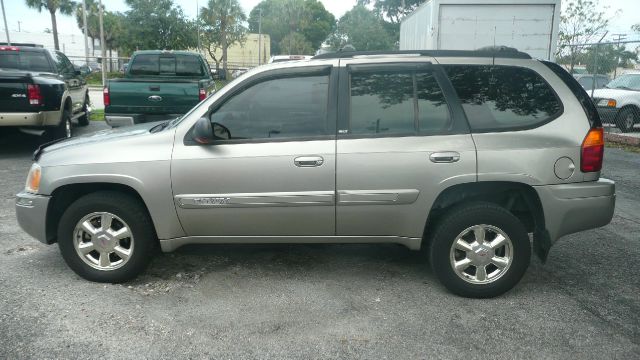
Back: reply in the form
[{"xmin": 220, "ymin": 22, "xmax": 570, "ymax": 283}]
[
  {"xmin": 444, "ymin": 65, "xmax": 562, "ymax": 132},
  {"xmin": 349, "ymin": 70, "xmax": 451, "ymax": 136}
]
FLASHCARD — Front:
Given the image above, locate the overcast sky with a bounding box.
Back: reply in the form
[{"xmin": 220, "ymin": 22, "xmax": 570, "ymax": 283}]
[{"xmin": 2, "ymin": 0, "xmax": 639, "ymax": 42}]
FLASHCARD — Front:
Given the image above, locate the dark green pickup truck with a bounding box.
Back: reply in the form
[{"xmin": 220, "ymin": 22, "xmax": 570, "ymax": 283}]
[{"xmin": 104, "ymin": 50, "xmax": 215, "ymax": 127}]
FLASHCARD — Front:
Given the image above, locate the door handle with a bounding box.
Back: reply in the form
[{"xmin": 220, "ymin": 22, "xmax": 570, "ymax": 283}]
[
  {"xmin": 294, "ymin": 156, "xmax": 324, "ymax": 167},
  {"xmin": 429, "ymin": 152, "xmax": 460, "ymax": 163}
]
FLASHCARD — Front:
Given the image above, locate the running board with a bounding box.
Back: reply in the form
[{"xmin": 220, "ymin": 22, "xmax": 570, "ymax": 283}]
[{"xmin": 159, "ymin": 235, "xmax": 423, "ymax": 252}]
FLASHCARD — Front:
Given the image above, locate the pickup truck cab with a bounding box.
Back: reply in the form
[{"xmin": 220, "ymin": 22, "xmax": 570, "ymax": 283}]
[
  {"xmin": 0, "ymin": 45, "xmax": 89, "ymax": 139},
  {"xmin": 16, "ymin": 49, "xmax": 615, "ymax": 298},
  {"xmin": 104, "ymin": 50, "xmax": 215, "ymax": 127}
]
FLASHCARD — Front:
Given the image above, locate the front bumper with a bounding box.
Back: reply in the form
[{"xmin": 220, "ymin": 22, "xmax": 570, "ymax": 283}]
[
  {"xmin": 15, "ymin": 191, "xmax": 51, "ymax": 244},
  {"xmin": 596, "ymin": 107, "xmax": 618, "ymax": 124},
  {"xmin": 534, "ymin": 178, "xmax": 615, "ymax": 244},
  {"xmin": 0, "ymin": 111, "xmax": 61, "ymax": 127}
]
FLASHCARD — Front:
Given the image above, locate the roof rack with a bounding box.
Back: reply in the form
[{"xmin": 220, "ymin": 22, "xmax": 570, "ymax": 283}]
[{"xmin": 312, "ymin": 47, "xmax": 531, "ymax": 60}]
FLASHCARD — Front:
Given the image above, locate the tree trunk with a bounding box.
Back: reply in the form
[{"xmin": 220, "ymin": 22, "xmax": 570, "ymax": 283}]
[
  {"xmin": 109, "ymin": 48, "xmax": 112, "ymax": 72},
  {"xmin": 50, "ymin": 10, "xmax": 60, "ymax": 50},
  {"xmin": 222, "ymin": 28, "xmax": 228, "ymax": 79}
]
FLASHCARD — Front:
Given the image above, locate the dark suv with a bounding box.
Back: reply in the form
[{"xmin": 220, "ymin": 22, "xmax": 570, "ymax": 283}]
[{"xmin": 0, "ymin": 44, "xmax": 89, "ymax": 139}]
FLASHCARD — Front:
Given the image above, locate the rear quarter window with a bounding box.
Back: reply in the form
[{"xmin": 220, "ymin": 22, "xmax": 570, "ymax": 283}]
[{"xmin": 444, "ymin": 65, "xmax": 562, "ymax": 132}]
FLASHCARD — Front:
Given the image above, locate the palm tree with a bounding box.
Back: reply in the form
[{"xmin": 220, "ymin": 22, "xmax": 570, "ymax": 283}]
[
  {"xmin": 25, "ymin": 0, "xmax": 76, "ymax": 51},
  {"xmin": 74, "ymin": 0, "xmax": 99, "ymax": 55}
]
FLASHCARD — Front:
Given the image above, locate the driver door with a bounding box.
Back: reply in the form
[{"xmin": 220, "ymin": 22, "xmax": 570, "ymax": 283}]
[{"xmin": 171, "ymin": 66, "xmax": 338, "ymax": 237}]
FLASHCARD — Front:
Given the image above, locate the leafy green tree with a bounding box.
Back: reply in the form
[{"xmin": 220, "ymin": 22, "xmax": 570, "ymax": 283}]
[
  {"xmin": 248, "ymin": 0, "xmax": 334, "ymax": 54},
  {"xmin": 200, "ymin": 0, "xmax": 247, "ymax": 77},
  {"xmin": 74, "ymin": 0, "xmax": 97, "ymax": 55},
  {"xmin": 25, "ymin": 0, "xmax": 76, "ymax": 50},
  {"xmin": 118, "ymin": 0, "xmax": 197, "ymax": 55},
  {"xmin": 279, "ymin": 32, "xmax": 313, "ymax": 54},
  {"xmin": 327, "ymin": 5, "xmax": 394, "ymax": 51},
  {"xmin": 557, "ymin": 0, "xmax": 611, "ymax": 73},
  {"xmin": 583, "ymin": 44, "xmax": 638, "ymax": 74}
]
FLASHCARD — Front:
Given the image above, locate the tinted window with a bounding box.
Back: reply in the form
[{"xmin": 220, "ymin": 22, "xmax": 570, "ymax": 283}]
[
  {"xmin": 53, "ymin": 51, "xmax": 74, "ymax": 74},
  {"xmin": 129, "ymin": 54, "xmax": 204, "ymax": 76},
  {"xmin": 445, "ymin": 65, "xmax": 561, "ymax": 131},
  {"xmin": 0, "ymin": 51, "xmax": 52, "ymax": 72},
  {"xmin": 210, "ymin": 75, "xmax": 330, "ymax": 140},
  {"xmin": 349, "ymin": 71, "xmax": 450, "ymax": 135}
]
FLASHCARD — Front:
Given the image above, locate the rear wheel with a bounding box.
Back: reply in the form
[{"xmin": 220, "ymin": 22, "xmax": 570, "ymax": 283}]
[
  {"xmin": 46, "ymin": 108, "xmax": 72, "ymax": 140},
  {"xmin": 57, "ymin": 191, "xmax": 156, "ymax": 283},
  {"xmin": 429, "ymin": 202, "xmax": 531, "ymax": 298},
  {"xmin": 77, "ymin": 94, "xmax": 90, "ymax": 126},
  {"xmin": 616, "ymin": 107, "xmax": 637, "ymax": 133}
]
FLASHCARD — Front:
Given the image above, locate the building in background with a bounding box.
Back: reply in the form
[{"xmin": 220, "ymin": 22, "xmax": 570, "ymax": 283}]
[{"xmin": 204, "ymin": 33, "xmax": 270, "ymax": 70}]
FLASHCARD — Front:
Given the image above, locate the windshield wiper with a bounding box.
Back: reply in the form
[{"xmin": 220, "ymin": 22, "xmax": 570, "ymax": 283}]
[{"xmin": 150, "ymin": 120, "xmax": 170, "ymax": 133}]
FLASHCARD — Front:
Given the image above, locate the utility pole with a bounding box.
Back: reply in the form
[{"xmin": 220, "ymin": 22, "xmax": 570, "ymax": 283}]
[
  {"xmin": 257, "ymin": 8, "xmax": 262, "ymax": 66},
  {"xmin": 83, "ymin": 0, "xmax": 89, "ymax": 65},
  {"xmin": 591, "ymin": 31, "xmax": 608, "ymax": 99},
  {"xmin": 1, "ymin": 0, "xmax": 10, "ymax": 45},
  {"xmin": 611, "ymin": 33, "xmax": 627, "ymax": 78},
  {"xmin": 17, "ymin": 21, "xmax": 21, "ymax": 32},
  {"xmin": 99, "ymin": 0, "xmax": 106, "ymax": 87}
]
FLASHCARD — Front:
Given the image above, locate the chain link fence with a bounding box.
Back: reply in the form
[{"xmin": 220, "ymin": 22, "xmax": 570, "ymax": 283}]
[{"xmin": 561, "ymin": 40, "xmax": 640, "ymax": 135}]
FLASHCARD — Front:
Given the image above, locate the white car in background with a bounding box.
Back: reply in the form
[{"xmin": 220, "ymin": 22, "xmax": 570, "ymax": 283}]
[{"xmin": 591, "ymin": 72, "xmax": 640, "ymax": 132}]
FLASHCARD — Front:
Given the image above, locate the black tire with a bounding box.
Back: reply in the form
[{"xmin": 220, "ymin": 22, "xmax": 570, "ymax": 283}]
[
  {"xmin": 46, "ymin": 108, "xmax": 72, "ymax": 140},
  {"xmin": 77, "ymin": 94, "xmax": 90, "ymax": 126},
  {"xmin": 57, "ymin": 191, "xmax": 156, "ymax": 283},
  {"xmin": 429, "ymin": 202, "xmax": 531, "ymax": 298},
  {"xmin": 616, "ymin": 107, "xmax": 637, "ymax": 133}
]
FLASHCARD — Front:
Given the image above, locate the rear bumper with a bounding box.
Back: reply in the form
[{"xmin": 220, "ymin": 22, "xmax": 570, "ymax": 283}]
[
  {"xmin": 15, "ymin": 191, "xmax": 51, "ymax": 244},
  {"xmin": 534, "ymin": 178, "xmax": 615, "ymax": 244},
  {"xmin": 0, "ymin": 111, "xmax": 61, "ymax": 127},
  {"xmin": 105, "ymin": 113, "xmax": 183, "ymax": 127}
]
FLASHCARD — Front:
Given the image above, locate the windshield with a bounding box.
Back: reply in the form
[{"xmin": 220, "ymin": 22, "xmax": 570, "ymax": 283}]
[
  {"xmin": 0, "ymin": 51, "xmax": 52, "ymax": 72},
  {"xmin": 606, "ymin": 74, "xmax": 640, "ymax": 91}
]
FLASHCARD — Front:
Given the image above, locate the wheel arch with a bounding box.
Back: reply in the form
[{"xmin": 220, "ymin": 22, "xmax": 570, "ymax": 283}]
[
  {"xmin": 423, "ymin": 181, "xmax": 550, "ymax": 261},
  {"xmin": 45, "ymin": 182, "xmax": 157, "ymax": 245}
]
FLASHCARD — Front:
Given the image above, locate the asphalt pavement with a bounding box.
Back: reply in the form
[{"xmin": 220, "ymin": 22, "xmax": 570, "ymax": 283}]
[{"xmin": 0, "ymin": 123, "xmax": 639, "ymax": 359}]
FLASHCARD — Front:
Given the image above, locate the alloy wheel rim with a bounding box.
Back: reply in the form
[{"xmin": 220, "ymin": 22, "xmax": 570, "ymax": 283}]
[
  {"xmin": 73, "ymin": 212, "xmax": 134, "ymax": 271},
  {"xmin": 625, "ymin": 114, "xmax": 634, "ymax": 129},
  {"xmin": 65, "ymin": 118, "xmax": 71, "ymax": 138},
  {"xmin": 449, "ymin": 224, "xmax": 513, "ymax": 284}
]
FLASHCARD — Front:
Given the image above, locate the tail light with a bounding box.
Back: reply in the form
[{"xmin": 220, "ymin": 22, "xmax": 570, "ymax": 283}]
[
  {"xmin": 0, "ymin": 46, "xmax": 19, "ymax": 51},
  {"xmin": 27, "ymin": 84, "xmax": 43, "ymax": 106},
  {"xmin": 199, "ymin": 88, "xmax": 206, "ymax": 101},
  {"xmin": 103, "ymin": 87, "xmax": 110, "ymax": 107},
  {"xmin": 581, "ymin": 127, "xmax": 604, "ymax": 172}
]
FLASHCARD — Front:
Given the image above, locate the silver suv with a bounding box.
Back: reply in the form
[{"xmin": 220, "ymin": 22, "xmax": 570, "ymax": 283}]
[{"xmin": 15, "ymin": 50, "xmax": 616, "ymax": 298}]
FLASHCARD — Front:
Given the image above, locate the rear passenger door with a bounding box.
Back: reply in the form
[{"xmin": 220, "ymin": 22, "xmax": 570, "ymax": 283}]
[
  {"xmin": 335, "ymin": 60, "xmax": 477, "ymax": 239},
  {"xmin": 52, "ymin": 51, "xmax": 85, "ymax": 111}
]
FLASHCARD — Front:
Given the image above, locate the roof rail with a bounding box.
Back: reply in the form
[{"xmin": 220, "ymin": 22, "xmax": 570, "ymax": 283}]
[{"xmin": 312, "ymin": 47, "xmax": 531, "ymax": 60}]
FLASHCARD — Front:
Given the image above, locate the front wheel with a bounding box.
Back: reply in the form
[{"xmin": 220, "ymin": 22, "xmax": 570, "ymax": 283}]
[
  {"xmin": 57, "ymin": 191, "xmax": 156, "ymax": 282},
  {"xmin": 429, "ymin": 202, "xmax": 531, "ymax": 298},
  {"xmin": 616, "ymin": 108, "xmax": 637, "ymax": 133}
]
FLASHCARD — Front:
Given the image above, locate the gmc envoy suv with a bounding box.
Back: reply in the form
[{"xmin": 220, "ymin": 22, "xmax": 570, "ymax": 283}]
[{"xmin": 15, "ymin": 49, "xmax": 615, "ymax": 298}]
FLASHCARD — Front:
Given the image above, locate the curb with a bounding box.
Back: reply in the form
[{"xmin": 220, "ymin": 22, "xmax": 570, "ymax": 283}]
[{"xmin": 605, "ymin": 132, "xmax": 640, "ymax": 146}]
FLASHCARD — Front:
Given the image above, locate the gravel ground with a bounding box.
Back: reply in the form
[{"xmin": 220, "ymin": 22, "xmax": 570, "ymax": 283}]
[{"xmin": 0, "ymin": 123, "xmax": 639, "ymax": 359}]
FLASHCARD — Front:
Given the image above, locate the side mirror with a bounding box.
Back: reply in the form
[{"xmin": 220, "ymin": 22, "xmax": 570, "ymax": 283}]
[
  {"xmin": 75, "ymin": 70, "xmax": 82, "ymax": 76},
  {"xmin": 193, "ymin": 117, "xmax": 214, "ymax": 144}
]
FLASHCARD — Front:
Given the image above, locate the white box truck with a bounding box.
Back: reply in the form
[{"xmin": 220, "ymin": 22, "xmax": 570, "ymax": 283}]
[{"xmin": 399, "ymin": 0, "xmax": 560, "ymax": 60}]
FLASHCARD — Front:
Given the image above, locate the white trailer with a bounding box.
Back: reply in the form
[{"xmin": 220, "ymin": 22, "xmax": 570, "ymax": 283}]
[{"xmin": 399, "ymin": 0, "xmax": 560, "ymax": 60}]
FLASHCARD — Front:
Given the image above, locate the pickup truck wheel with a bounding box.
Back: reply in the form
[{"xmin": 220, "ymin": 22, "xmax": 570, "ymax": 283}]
[
  {"xmin": 616, "ymin": 108, "xmax": 636, "ymax": 133},
  {"xmin": 77, "ymin": 94, "xmax": 90, "ymax": 126},
  {"xmin": 429, "ymin": 202, "xmax": 531, "ymax": 298},
  {"xmin": 57, "ymin": 191, "xmax": 156, "ymax": 283},
  {"xmin": 46, "ymin": 109, "xmax": 72, "ymax": 140}
]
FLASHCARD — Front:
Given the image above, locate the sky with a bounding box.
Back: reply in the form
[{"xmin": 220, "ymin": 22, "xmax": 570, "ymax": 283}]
[{"xmin": 1, "ymin": 0, "xmax": 639, "ymax": 42}]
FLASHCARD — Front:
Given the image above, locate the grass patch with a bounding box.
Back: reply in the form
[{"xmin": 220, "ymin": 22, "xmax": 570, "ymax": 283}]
[
  {"xmin": 606, "ymin": 142, "xmax": 640, "ymax": 153},
  {"xmin": 85, "ymin": 72, "xmax": 123, "ymax": 86},
  {"xmin": 90, "ymin": 109, "xmax": 104, "ymax": 121},
  {"xmin": 214, "ymin": 79, "xmax": 231, "ymax": 90}
]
